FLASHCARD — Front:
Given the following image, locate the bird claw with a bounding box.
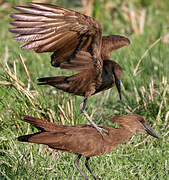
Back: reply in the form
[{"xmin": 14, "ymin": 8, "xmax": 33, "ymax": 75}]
[
  {"xmin": 95, "ymin": 126, "xmax": 109, "ymax": 138},
  {"xmin": 81, "ymin": 107, "xmax": 108, "ymax": 138}
]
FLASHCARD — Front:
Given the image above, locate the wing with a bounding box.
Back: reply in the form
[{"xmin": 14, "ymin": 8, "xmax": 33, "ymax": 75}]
[
  {"xmin": 22, "ymin": 115, "xmax": 88, "ymax": 132},
  {"xmin": 18, "ymin": 128, "xmax": 106, "ymax": 156},
  {"xmin": 22, "ymin": 115, "xmax": 67, "ymax": 132},
  {"xmin": 9, "ymin": 3, "xmax": 102, "ymax": 71},
  {"xmin": 101, "ymin": 35, "xmax": 130, "ymax": 60}
]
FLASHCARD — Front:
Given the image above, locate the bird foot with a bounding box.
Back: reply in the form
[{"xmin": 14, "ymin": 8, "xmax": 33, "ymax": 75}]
[
  {"xmin": 94, "ymin": 126, "xmax": 108, "ymax": 138},
  {"xmin": 81, "ymin": 109, "xmax": 108, "ymax": 138}
]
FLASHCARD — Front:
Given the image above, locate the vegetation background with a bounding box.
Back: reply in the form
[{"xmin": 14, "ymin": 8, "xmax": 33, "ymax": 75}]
[{"xmin": 0, "ymin": 0, "xmax": 168, "ymax": 179}]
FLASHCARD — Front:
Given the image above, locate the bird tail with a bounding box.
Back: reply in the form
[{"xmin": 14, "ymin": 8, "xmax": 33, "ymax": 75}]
[
  {"xmin": 38, "ymin": 76, "xmax": 67, "ymax": 85},
  {"xmin": 38, "ymin": 76, "xmax": 70, "ymax": 92},
  {"xmin": 18, "ymin": 132, "xmax": 41, "ymax": 142},
  {"xmin": 17, "ymin": 115, "xmax": 49, "ymax": 143},
  {"xmin": 17, "ymin": 115, "xmax": 68, "ymax": 143}
]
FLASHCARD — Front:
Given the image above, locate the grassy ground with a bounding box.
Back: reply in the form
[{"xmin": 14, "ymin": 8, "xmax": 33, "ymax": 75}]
[{"xmin": 0, "ymin": 0, "xmax": 168, "ymax": 179}]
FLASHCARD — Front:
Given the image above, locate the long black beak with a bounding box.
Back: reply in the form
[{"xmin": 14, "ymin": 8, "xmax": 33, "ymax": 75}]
[
  {"xmin": 114, "ymin": 75, "xmax": 122, "ymax": 100},
  {"xmin": 143, "ymin": 123, "xmax": 162, "ymax": 140}
]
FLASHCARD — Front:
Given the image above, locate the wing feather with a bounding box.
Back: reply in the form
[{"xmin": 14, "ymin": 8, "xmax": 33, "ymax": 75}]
[
  {"xmin": 101, "ymin": 35, "xmax": 130, "ymax": 60},
  {"xmin": 13, "ymin": 31, "xmax": 55, "ymax": 42},
  {"xmin": 9, "ymin": 3, "xmax": 102, "ymax": 72}
]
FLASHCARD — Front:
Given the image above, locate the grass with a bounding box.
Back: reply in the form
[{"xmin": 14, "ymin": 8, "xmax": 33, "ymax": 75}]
[{"xmin": 0, "ymin": 0, "xmax": 168, "ymax": 179}]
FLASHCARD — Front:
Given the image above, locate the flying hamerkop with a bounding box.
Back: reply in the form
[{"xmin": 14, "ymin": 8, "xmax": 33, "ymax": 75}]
[{"xmin": 9, "ymin": 3, "xmax": 130, "ymax": 134}]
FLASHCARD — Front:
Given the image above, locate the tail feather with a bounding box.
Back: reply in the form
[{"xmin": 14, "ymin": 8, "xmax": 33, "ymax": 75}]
[
  {"xmin": 18, "ymin": 132, "xmax": 41, "ymax": 142},
  {"xmin": 37, "ymin": 76, "xmax": 70, "ymax": 91},
  {"xmin": 18, "ymin": 115, "xmax": 74, "ymax": 144},
  {"xmin": 38, "ymin": 76, "xmax": 67, "ymax": 84}
]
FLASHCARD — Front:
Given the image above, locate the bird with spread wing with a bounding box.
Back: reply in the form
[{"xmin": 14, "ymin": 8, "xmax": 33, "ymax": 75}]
[{"xmin": 9, "ymin": 3, "xmax": 130, "ymax": 135}]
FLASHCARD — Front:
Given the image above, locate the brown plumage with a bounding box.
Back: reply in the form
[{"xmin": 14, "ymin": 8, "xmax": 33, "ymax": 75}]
[
  {"xmin": 18, "ymin": 114, "xmax": 161, "ymax": 180},
  {"xmin": 9, "ymin": 3, "xmax": 130, "ymax": 134}
]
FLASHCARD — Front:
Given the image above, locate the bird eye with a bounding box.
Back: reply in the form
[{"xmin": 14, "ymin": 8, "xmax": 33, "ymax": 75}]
[{"xmin": 139, "ymin": 118, "xmax": 145, "ymax": 123}]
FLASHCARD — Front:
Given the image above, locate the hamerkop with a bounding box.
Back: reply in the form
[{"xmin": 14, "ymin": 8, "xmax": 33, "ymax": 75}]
[
  {"xmin": 9, "ymin": 3, "xmax": 130, "ymax": 134},
  {"xmin": 18, "ymin": 114, "xmax": 161, "ymax": 180}
]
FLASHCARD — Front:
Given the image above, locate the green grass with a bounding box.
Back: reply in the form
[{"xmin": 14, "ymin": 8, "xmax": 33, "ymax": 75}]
[{"xmin": 0, "ymin": 0, "xmax": 168, "ymax": 179}]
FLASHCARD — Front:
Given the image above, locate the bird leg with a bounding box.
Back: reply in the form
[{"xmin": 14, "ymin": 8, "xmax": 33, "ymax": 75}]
[
  {"xmin": 80, "ymin": 98, "xmax": 108, "ymax": 137},
  {"xmin": 85, "ymin": 157, "xmax": 98, "ymax": 180},
  {"xmin": 74, "ymin": 155, "xmax": 88, "ymax": 180}
]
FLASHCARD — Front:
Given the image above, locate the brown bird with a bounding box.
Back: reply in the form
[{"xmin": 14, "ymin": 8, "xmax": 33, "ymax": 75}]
[
  {"xmin": 18, "ymin": 114, "xmax": 161, "ymax": 180},
  {"xmin": 9, "ymin": 3, "xmax": 130, "ymax": 134}
]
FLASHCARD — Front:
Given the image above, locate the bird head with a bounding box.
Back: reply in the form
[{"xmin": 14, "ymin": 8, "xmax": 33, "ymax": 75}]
[{"xmin": 110, "ymin": 114, "xmax": 162, "ymax": 139}]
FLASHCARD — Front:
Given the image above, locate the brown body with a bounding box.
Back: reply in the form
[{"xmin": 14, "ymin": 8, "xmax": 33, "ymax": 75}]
[
  {"xmin": 18, "ymin": 114, "xmax": 161, "ymax": 180},
  {"xmin": 19, "ymin": 116, "xmax": 131, "ymax": 157},
  {"xmin": 38, "ymin": 60, "xmax": 122, "ymax": 98},
  {"xmin": 9, "ymin": 3, "xmax": 129, "ymax": 103}
]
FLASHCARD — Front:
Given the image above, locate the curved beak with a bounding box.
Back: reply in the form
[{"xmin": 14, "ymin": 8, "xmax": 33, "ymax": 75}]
[
  {"xmin": 143, "ymin": 123, "xmax": 162, "ymax": 140},
  {"xmin": 114, "ymin": 75, "xmax": 122, "ymax": 100}
]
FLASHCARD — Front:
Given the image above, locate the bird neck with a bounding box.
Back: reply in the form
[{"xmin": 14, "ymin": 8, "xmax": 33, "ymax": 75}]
[
  {"xmin": 109, "ymin": 127, "xmax": 135, "ymax": 147},
  {"xmin": 102, "ymin": 61, "xmax": 114, "ymax": 80}
]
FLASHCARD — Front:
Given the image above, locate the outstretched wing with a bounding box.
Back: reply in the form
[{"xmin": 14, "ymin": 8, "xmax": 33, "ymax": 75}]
[
  {"xmin": 101, "ymin": 35, "xmax": 130, "ymax": 60},
  {"xmin": 9, "ymin": 3, "xmax": 102, "ymax": 71}
]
